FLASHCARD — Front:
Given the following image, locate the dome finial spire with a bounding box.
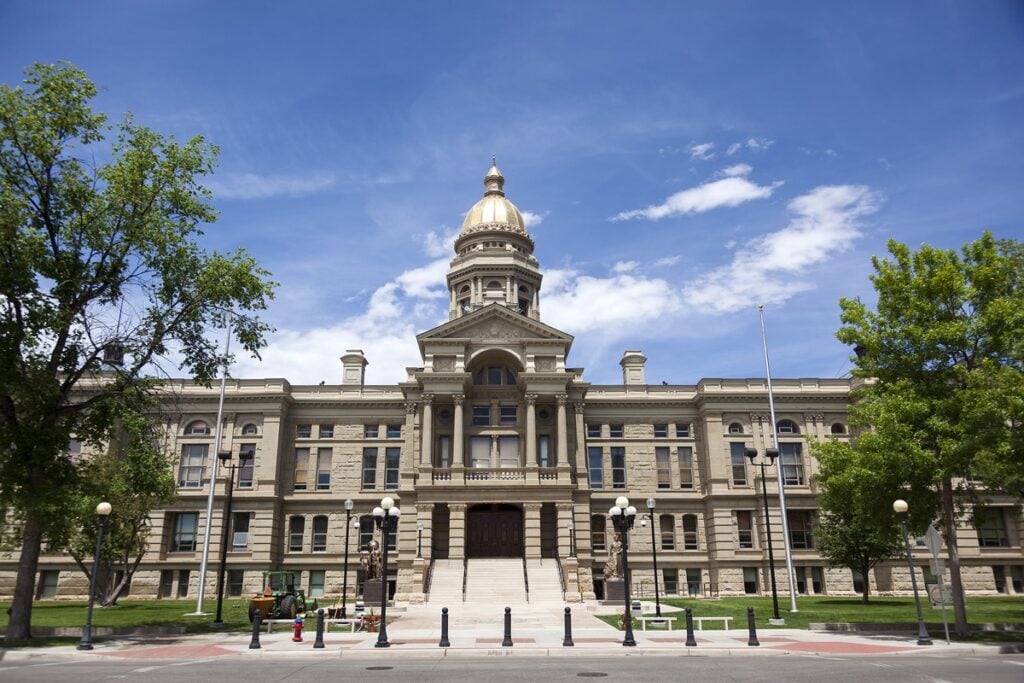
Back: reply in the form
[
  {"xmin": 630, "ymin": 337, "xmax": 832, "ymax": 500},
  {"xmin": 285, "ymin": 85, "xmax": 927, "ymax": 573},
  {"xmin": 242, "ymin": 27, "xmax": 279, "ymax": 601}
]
[{"xmin": 484, "ymin": 156, "xmax": 505, "ymax": 196}]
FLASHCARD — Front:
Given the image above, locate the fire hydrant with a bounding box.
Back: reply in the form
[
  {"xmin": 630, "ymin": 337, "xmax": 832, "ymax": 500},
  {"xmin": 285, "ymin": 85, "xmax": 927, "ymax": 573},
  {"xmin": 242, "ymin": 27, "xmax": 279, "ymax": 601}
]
[{"xmin": 292, "ymin": 616, "xmax": 304, "ymax": 642}]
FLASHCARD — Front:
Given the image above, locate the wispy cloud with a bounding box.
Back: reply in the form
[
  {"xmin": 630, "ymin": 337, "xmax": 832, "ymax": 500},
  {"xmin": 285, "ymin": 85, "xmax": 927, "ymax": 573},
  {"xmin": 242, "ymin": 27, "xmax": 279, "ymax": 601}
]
[
  {"xmin": 612, "ymin": 261, "xmax": 639, "ymax": 273},
  {"xmin": 689, "ymin": 142, "xmax": 716, "ymax": 160},
  {"xmin": 611, "ymin": 169, "xmax": 782, "ymax": 222},
  {"xmin": 721, "ymin": 163, "xmax": 752, "ymax": 177},
  {"xmin": 745, "ymin": 137, "xmax": 774, "ymax": 151},
  {"xmin": 725, "ymin": 142, "xmax": 742, "ymax": 156},
  {"xmin": 422, "ymin": 228, "xmax": 459, "ymax": 258},
  {"xmin": 654, "ymin": 255, "xmax": 681, "ymax": 267},
  {"xmin": 543, "ymin": 269, "xmax": 682, "ymax": 334},
  {"xmin": 521, "ymin": 209, "xmax": 549, "ymax": 228},
  {"xmin": 207, "ymin": 172, "xmax": 336, "ymax": 199},
  {"xmin": 682, "ymin": 184, "xmax": 881, "ymax": 313}
]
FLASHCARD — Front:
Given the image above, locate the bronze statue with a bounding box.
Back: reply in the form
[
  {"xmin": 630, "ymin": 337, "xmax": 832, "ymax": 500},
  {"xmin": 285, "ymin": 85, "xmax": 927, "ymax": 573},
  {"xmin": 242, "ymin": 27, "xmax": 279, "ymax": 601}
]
[
  {"xmin": 603, "ymin": 533, "xmax": 623, "ymax": 580},
  {"xmin": 360, "ymin": 539, "xmax": 383, "ymax": 580}
]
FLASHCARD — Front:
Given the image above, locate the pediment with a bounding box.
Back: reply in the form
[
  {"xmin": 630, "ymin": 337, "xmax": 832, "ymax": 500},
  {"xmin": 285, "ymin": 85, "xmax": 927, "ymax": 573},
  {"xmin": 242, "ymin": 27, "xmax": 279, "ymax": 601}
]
[{"xmin": 417, "ymin": 304, "xmax": 573, "ymax": 349}]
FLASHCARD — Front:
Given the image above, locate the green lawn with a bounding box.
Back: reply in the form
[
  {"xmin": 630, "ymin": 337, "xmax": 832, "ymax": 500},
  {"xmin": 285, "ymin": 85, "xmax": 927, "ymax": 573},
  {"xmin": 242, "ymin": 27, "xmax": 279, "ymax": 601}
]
[
  {"xmin": 597, "ymin": 595, "xmax": 1024, "ymax": 635},
  {"xmin": 0, "ymin": 598, "xmax": 254, "ymax": 636}
]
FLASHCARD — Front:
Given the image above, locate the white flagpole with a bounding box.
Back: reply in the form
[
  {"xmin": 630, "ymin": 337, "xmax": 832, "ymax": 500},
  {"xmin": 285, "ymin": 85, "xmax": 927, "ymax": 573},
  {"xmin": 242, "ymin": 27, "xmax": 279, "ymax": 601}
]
[{"xmin": 759, "ymin": 304, "xmax": 799, "ymax": 612}]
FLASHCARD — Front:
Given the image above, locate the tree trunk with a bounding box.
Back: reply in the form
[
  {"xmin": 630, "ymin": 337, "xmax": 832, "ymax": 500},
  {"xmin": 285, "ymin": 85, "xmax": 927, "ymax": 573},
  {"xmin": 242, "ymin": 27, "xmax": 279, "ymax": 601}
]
[
  {"xmin": 941, "ymin": 478, "xmax": 969, "ymax": 635},
  {"xmin": 861, "ymin": 559, "xmax": 871, "ymax": 604},
  {"xmin": 5, "ymin": 513, "xmax": 43, "ymax": 640}
]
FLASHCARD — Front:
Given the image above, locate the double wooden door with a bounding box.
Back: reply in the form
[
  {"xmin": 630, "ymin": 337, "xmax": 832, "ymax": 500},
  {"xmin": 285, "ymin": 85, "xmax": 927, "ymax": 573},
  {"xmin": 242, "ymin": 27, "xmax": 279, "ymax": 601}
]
[{"xmin": 466, "ymin": 504, "xmax": 523, "ymax": 558}]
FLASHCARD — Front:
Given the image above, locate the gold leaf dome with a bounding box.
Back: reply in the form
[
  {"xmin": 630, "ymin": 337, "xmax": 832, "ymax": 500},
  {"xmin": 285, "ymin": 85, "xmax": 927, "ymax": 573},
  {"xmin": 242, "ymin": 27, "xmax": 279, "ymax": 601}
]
[{"xmin": 459, "ymin": 159, "xmax": 529, "ymax": 237}]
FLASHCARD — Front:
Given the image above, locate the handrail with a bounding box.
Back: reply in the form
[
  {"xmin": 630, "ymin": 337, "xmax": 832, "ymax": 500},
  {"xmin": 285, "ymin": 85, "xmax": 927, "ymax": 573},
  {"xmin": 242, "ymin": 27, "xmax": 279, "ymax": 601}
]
[
  {"xmin": 554, "ymin": 553, "xmax": 566, "ymax": 601},
  {"xmin": 462, "ymin": 556, "xmax": 468, "ymax": 603},
  {"xmin": 423, "ymin": 557, "xmax": 435, "ymax": 594},
  {"xmin": 522, "ymin": 555, "xmax": 530, "ymax": 603}
]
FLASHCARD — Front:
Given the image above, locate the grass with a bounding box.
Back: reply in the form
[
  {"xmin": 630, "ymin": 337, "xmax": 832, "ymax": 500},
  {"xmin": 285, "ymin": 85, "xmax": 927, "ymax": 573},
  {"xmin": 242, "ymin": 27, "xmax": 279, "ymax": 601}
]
[{"xmin": 597, "ymin": 595, "xmax": 1024, "ymax": 637}]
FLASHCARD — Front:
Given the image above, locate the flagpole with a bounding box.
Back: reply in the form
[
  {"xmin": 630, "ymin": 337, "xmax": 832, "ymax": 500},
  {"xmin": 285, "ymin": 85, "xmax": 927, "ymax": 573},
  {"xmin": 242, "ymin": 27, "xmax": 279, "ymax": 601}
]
[{"xmin": 758, "ymin": 304, "xmax": 799, "ymax": 612}]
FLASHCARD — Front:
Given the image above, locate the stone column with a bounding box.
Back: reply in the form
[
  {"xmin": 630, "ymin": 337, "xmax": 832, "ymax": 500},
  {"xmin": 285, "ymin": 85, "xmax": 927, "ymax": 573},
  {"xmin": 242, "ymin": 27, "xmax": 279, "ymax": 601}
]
[
  {"xmin": 449, "ymin": 503, "xmax": 467, "ymax": 560},
  {"xmin": 570, "ymin": 401, "xmax": 586, "ymax": 481},
  {"xmin": 558, "ymin": 503, "xmax": 582, "ymax": 602},
  {"xmin": 452, "ymin": 394, "xmax": 465, "ymax": 466},
  {"xmin": 402, "ymin": 401, "xmax": 417, "ymax": 483},
  {"xmin": 524, "ymin": 503, "xmax": 542, "ymax": 560},
  {"xmin": 525, "ymin": 393, "xmax": 538, "ymax": 465},
  {"xmin": 490, "ymin": 435, "xmax": 499, "ymax": 468},
  {"xmin": 420, "ymin": 393, "xmax": 433, "ymax": 466},
  {"xmin": 555, "ymin": 394, "xmax": 569, "ymax": 467}
]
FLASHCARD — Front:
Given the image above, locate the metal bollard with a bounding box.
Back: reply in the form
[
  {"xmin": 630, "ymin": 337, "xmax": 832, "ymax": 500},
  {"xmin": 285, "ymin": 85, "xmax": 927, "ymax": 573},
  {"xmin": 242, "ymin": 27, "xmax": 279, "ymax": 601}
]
[
  {"xmin": 563, "ymin": 607, "xmax": 574, "ymax": 647},
  {"xmin": 314, "ymin": 608, "xmax": 325, "ymax": 649},
  {"xmin": 685, "ymin": 607, "xmax": 697, "ymax": 647},
  {"xmin": 439, "ymin": 607, "xmax": 450, "ymax": 648},
  {"xmin": 502, "ymin": 606, "xmax": 513, "ymax": 647},
  {"xmin": 249, "ymin": 612, "xmax": 262, "ymax": 649},
  {"xmin": 747, "ymin": 607, "xmax": 760, "ymax": 647}
]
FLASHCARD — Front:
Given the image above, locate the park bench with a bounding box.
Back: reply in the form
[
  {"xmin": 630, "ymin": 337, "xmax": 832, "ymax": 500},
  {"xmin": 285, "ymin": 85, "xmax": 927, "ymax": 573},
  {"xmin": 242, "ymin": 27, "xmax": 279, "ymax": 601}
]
[
  {"xmin": 325, "ymin": 618, "xmax": 359, "ymax": 633},
  {"xmin": 637, "ymin": 615, "xmax": 674, "ymax": 630},
  {"xmin": 691, "ymin": 616, "xmax": 732, "ymax": 630}
]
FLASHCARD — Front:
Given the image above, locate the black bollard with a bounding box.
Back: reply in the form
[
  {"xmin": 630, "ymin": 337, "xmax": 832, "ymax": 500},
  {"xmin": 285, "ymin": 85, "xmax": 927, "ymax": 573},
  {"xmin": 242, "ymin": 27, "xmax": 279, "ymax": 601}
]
[
  {"xmin": 685, "ymin": 607, "xmax": 697, "ymax": 647},
  {"xmin": 502, "ymin": 606, "xmax": 513, "ymax": 647},
  {"xmin": 563, "ymin": 607, "xmax": 574, "ymax": 647},
  {"xmin": 313, "ymin": 608, "xmax": 325, "ymax": 649},
  {"xmin": 249, "ymin": 612, "xmax": 262, "ymax": 650},
  {"xmin": 439, "ymin": 607, "xmax": 450, "ymax": 648},
  {"xmin": 747, "ymin": 607, "xmax": 760, "ymax": 647}
]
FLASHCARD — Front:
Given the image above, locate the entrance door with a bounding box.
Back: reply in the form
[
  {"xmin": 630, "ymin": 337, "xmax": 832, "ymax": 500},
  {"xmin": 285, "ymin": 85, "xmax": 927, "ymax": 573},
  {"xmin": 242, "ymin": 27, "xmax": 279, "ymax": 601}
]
[{"xmin": 466, "ymin": 504, "xmax": 524, "ymax": 558}]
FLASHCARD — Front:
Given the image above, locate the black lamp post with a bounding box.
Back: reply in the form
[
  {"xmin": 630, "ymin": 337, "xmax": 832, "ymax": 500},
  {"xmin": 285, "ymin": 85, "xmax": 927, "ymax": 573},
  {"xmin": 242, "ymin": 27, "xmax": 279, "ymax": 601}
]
[
  {"xmin": 745, "ymin": 447, "xmax": 781, "ymax": 622},
  {"xmin": 416, "ymin": 521, "xmax": 424, "ymax": 559},
  {"xmin": 212, "ymin": 448, "xmax": 253, "ymax": 627},
  {"xmin": 645, "ymin": 497, "xmax": 662, "ymax": 617},
  {"xmin": 893, "ymin": 499, "xmax": 932, "ymax": 646},
  {"xmin": 78, "ymin": 501, "xmax": 112, "ymax": 651},
  {"xmin": 608, "ymin": 496, "xmax": 637, "ymax": 647},
  {"xmin": 342, "ymin": 498, "xmax": 355, "ymax": 619},
  {"xmin": 373, "ymin": 496, "xmax": 401, "ymax": 648},
  {"xmin": 567, "ymin": 519, "xmax": 577, "ymax": 558}
]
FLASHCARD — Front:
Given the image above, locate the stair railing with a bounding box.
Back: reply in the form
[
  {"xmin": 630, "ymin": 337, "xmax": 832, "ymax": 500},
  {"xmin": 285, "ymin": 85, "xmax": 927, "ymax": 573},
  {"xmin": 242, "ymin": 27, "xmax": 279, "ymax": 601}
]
[
  {"xmin": 423, "ymin": 557, "xmax": 435, "ymax": 595},
  {"xmin": 522, "ymin": 555, "xmax": 530, "ymax": 603},
  {"xmin": 462, "ymin": 556, "xmax": 468, "ymax": 602},
  {"xmin": 554, "ymin": 553, "xmax": 566, "ymax": 601}
]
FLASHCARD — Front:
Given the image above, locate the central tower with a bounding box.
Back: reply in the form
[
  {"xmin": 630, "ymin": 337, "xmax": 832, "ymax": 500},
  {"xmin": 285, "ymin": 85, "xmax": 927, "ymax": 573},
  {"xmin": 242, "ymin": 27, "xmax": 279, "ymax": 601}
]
[{"xmin": 447, "ymin": 160, "xmax": 542, "ymax": 321}]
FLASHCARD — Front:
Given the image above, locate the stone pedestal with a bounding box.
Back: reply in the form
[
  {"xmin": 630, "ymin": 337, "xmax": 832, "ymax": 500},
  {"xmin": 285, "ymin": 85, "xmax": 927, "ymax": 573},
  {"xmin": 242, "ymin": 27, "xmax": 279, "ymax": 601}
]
[
  {"xmin": 363, "ymin": 579, "xmax": 386, "ymax": 605},
  {"xmin": 605, "ymin": 579, "xmax": 625, "ymax": 601},
  {"xmin": 563, "ymin": 557, "xmax": 582, "ymax": 602}
]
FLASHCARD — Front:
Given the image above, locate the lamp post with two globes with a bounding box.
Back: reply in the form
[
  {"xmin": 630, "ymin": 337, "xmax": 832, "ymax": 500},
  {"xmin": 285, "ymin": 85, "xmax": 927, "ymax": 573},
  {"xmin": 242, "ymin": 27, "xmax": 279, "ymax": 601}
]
[
  {"xmin": 341, "ymin": 498, "xmax": 355, "ymax": 618},
  {"xmin": 745, "ymin": 446, "xmax": 782, "ymax": 622},
  {"xmin": 608, "ymin": 496, "xmax": 637, "ymax": 647},
  {"xmin": 213, "ymin": 448, "xmax": 254, "ymax": 627},
  {"xmin": 893, "ymin": 498, "xmax": 932, "ymax": 646},
  {"xmin": 372, "ymin": 496, "xmax": 401, "ymax": 647},
  {"xmin": 78, "ymin": 502, "xmax": 112, "ymax": 651}
]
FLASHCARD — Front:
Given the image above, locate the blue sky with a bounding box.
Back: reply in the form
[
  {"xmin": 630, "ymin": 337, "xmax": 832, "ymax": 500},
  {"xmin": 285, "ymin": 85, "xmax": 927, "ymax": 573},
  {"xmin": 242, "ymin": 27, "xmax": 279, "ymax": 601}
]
[{"xmin": 3, "ymin": 1, "xmax": 1023, "ymax": 385}]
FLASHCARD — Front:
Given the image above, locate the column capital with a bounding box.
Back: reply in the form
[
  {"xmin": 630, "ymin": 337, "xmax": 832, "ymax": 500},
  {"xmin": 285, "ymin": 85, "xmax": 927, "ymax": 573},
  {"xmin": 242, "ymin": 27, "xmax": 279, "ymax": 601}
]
[
  {"xmin": 422, "ymin": 393, "xmax": 434, "ymax": 405},
  {"xmin": 405, "ymin": 402, "xmax": 419, "ymax": 414},
  {"xmin": 452, "ymin": 393, "xmax": 465, "ymax": 406},
  {"xmin": 804, "ymin": 412, "xmax": 823, "ymax": 422},
  {"xmin": 524, "ymin": 502, "xmax": 543, "ymax": 513},
  {"xmin": 449, "ymin": 503, "xmax": 467, "ymax": 513},
  {"xmin": 555, "ymin": 393, "xmax": 568, "ymax": 406},
  {"xmin": 524, "ymin": 393, "xmax": 538, "ymax": 405},
  {"xmin": 573, "ymin": 401, "xmax": 585, "ymax": 415},
  {"xmin": 556, "ymin": 502, "xmax": 575, "ymax": 513}
]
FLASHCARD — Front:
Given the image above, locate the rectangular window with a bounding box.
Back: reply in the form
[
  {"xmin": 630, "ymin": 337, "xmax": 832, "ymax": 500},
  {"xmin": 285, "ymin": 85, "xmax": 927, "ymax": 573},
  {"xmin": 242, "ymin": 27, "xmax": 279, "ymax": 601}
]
[
  {"xmin": 729, "ymin": 442, "xmax": 747, "ymax": 485},
  {"xmin": 537, "ymin": 435, "xmax": 551, "ymax": 467},
  {"xmin": 788, "ymin": 510, "xmax": 815, "ymax": 549},
  {"xmin": 436, "ymin": 435, "xmax": 451, "ymax": 468},
  {"xmin": 171, "ymin": 512, "xmax": 199, "ymax": 552},
  {"xmin": 364, "ymin": 424, "xmax": 379, "ymax": 438},
  {"xmin": 852, "ymin": 570, "xmax": 864, "ymax": 595},
  {"xmin": 1012, "ymin": 566, "xmax": 1024, "ymax": 593},
  {"xmin": 312, "ymin": 516, "xmax": 328, "ymax": 552},
  {"xmin": 662, "ymin": 568, "xmax": 679, "ymax": 595},
  {"xmin": 737, "ymin": 510, "xmax": 754, "ymax": 549},
  {"xmin": 994, "ymin": 566, "xmax": 1007, "ymax": 593},
  {"xmin": 294, "ymin": 448, "xmax": 310, "ymax": 490},
  {"xmin": 811, "ymin": 566, "xmax": 824, "ymax": 594},
  {"xmin": 359, "ymin": 516, "xmax": 374, "ymax": 549},
  {"xmin": 686, "ymin": 568, "xmax": 701, "ymax": 597},
  {"xmin": 976, "ymin": 507, "xmax": 1009, "ymax": 547},
  {"xmin": 37, "ymin": 570, "xmax": 59, "ymax": 599},
  {"xmin": 609, "ymin": 424, "xmax": 624, "ymax": 438},
  {"xmin": 385, "ymin": 521, "xmax": 397, "ymax": 552},
  {"xmin": 362, "ymin": 448, "xmax": 378, "ymax": 489},
  {"xmin": 228, "ymin": 570, "xmax": 245, "ymax": 597},
  {"xmin": 743, "ymin": 567, "xmax": 758, "ymax": 594},
  {"xmin": 655, "ymin": 447, "xmax": 671, "ymax": 488},
  {"xmin": 387, "ymin": 424, "xmax": 401, "ymax": 438},
  {"xmin": 498, "ymin": 435, "xmax": 519, "ymax": 467},
  {"xmin": 296, "ymin": 424, "xmax": 312, "ymax": 438},
  {"xmin": 779, "ymin": 442, "xmax": 805, "ymax": 485},
  {"xmin": 238, "ymin": 443, "xmax": 255, "ymax": 488},
  {"xmin": 588, "ymin": 447, "xmax": 604, "ymax": 489},
  {"xmin": 309, "ymin": 569, "xmax": 326, "ymax": 598},
  {"xmin": 499, "ymin": 405, "xmax": 517, "ymax": 426},
  {"xmin": 232, "ymin": 512, "xmax": 250, "ymax": 550},
  {"xmin": 470, "ymin": 436, "xmax": 491, "ymax": 468},
  {"xmin": 158, "ymin": 570, "xmax": 174, "ymax": 598},
  {"xmin": 178, "ymin": 444, "xmax": 207, "ymax": 488},
  {"xmin": 316, "ymin": 447, "xmax": 332, "ymax": 490},
  {"xmin": 678, "ymin": 447, "xmax": 694, "ymax": 489},
  {"xmin": 660, "ymin": 514, "xmax": 675, "ymax": 550},
  {"xmin": 654, "ymin": 424, "xmax": 668, "ymax": 438},
  {"xmin": 795, "ymin": 566, "xmax": 808, "ymax": 594},
  {"xmin": 675, "ymin": 423, "xmax": 690, "ymax": 438},
  {"xmin": 472, "ymin": 405, "xmax": 490, "ymax": 426},
  {"xmin": 611, "ymin": 447, "xmax": 626, "ymax": 489},
  {"xmin": 319, "ymin": 424, "xmax": 334, "ymax": 439},
  {"xmin": 591, "ymin": 515, "xmax": 606, "ymax": 551},
  {"xmin": 681, "ymin": 514, "xmax": 698, "ymax": 550},
  {"xmin": 385, "ymin": 447, "xmax": 401, "ymax": 489},
  {"xmin": 289, "ymin": 516, "xmax": 305, "ymax": 552},
  {"xmin": 177, "ymin": 570, "xmax": 190, "ymax": 598},
  {"xmin": 586, "ymin": 423, "xmax": 601, "ymax": 438}
]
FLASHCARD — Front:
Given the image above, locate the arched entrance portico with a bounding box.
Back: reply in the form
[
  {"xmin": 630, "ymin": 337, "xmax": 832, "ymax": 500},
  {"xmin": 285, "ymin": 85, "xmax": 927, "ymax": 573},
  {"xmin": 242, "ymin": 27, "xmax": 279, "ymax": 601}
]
[{"xmin": 466, "ymin": 503, "xmax": 524, "ymax": 558}]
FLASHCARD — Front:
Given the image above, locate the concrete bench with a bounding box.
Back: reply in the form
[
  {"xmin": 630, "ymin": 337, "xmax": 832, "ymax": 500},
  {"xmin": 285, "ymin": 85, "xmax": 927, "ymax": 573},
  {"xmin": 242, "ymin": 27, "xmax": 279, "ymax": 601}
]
[
  {"xmin": 325, "ymin": 619, "xmax": 359, "ymax": 633},
  {"xmin": 264, "ymin": 619, "xmax": 296, "ymax": 633},
  {"xmin": 692, "ymin": 616, "xmax": 732, "ymax": 630},
  {"xmin": 637, "ymin": 616, "xmax": 674, "ymax": 631}
]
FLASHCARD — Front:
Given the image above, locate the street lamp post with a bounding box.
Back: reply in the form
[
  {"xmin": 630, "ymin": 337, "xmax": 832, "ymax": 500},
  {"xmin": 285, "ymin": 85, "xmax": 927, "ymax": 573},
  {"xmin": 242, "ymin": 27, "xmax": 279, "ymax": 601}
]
[
  {"xmin": 645, "ymin": 497, "xmax": 662, "ymax": 618},
  {"xmin": 372, "ymin": 496, "xmax": 401, "ymax": 648},
  {"xmin": 893, "ymin": 499, "xmax": 932, "ymax": 646},
  {"xmin": 212, "ymin": 448, "xmax": 253, "ymax": 627},
  {"xmin": 567, "ymin": 519, "xmax": 576, "ymax": 558},
  {"xmin": 745, "ymin": 447, "xmax": 782, "ymax": 622},
  {"xmin": 342, "ymin": 499, "xmax": 354, "ymax": 619},
  {"xmin": 608, "ymin": 496, "xmax": 637, "ymax": 647},
  {"xmin": 78, "ymin": 501, "xmax": 112, "ymax": 651},
  {"xmin": 417, "ymin": 521, "xmax": 424, "ymax": 559}
]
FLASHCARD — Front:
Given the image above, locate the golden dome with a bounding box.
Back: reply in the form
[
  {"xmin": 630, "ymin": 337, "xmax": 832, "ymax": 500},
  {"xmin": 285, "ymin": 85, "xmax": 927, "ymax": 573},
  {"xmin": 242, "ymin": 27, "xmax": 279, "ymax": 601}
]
[{"xmin": 459, "ymin": 159, "xmax": 529, "ymax": 237}]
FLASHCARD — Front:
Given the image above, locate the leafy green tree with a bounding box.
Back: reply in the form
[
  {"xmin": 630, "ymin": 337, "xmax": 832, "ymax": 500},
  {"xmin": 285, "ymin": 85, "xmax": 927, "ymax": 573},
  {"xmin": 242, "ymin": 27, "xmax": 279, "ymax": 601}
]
[
  {"xmin": 837, "ymin": 233, "xmax": 1024, "ymax": 635},
  {"xmin": 0, "ymin": 62, "xmax": 274, "ymax": 639}
]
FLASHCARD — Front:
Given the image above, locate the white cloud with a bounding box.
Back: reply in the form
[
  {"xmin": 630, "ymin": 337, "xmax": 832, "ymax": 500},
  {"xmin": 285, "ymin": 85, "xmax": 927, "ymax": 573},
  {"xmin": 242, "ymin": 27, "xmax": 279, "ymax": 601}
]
[
  {"xmin": 689, "ymin": 142, "xmax": 716, "ymax": 160},
  {"xmin": 543, "ymin": 272, "xmax": 682, "ymax": 334},
  {"xmin": 612, "ymin": 261, "xmax": 639, "ymax": 273},
  {"xmin": 654, "ymin": 255, "xmax": 681, "ymax": 267},
  {"xmin": 207, "ymin": 172, "xmax": 335, "ymax": 199},
  {"xmin": 721, "ymin": 163, "xmax": 752, "ymax": 177},
  {"xmin": 611, "ymin": 174, "xmax": 782, "ymax": 222},
  {"xmin": 825, "ymin": 148, "xmax": 838, "ymax": 158},
  {"xmin": 394, "ymin": 258, "xmax": 450, "ymax": 299},
  {"xmin": 746, "ymin": 137, "xmax": 774, "ymax": 152},
  {"xmin": 683, "ymin": 184, "xmax": 880, "ymax": 313},
  {"xmin": 725, "ymin": 142, "xmax": 742, "ymax": 156},
  {"xmin": 521, "ymin": 209, "xmax": 549, "ymax": 228},
  {"xmin": 422, "ymin": 228, "xmax": 459, "ymax": 257}
]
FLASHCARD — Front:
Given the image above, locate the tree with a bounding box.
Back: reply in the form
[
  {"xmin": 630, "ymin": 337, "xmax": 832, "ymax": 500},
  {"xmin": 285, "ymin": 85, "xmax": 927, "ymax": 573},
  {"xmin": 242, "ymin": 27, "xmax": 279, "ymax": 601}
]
[
  {"xmin": 837, "ymin": 232, "xmax": 1024, "ymax": 635},
  {"xmin": 0, "ymin": 62, "xmax": 275, "ymax": 639}
]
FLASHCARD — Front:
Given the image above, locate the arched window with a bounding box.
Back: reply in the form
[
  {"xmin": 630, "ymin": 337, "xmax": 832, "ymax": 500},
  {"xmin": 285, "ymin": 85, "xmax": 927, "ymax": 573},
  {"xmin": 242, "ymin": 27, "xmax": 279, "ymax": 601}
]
[
  {"xmin": 681, "ymin": 514, "xmax": 699, "ymax": 550},
  {"xmin": 241, "ymin": 423, "xmax": 258, "ymax": 435},
  {"xmin": 185, "ymin": 420, "xmax": 210, "ymax": 435},
  {"xmin": 728, "ymin": 422, "xmax": 744, "ymax": 434},
  {"xmin": 659, "ymin": 514, "xmax": 675, "ymax": 550},
  {"xmin": 311, "ymin": 515, "xmax": 328, "ymax": 552},
  {"xmin": 830, "ymin": 422, "xmax": 846, "ymax": 435},
  {"xmin": 591, "ymin": 515, "xmax": 606, "ymax": 551},
  {"xmin": 486, "ymin": 280, "xmax": 502, "ymax": 290},
  {"xmin": 777, "ymin": 419, "xmax": 799, "ymax": 435},
  {"xmin": 472, "ymin": 366, "xmax": 517, "ymax": 386}
]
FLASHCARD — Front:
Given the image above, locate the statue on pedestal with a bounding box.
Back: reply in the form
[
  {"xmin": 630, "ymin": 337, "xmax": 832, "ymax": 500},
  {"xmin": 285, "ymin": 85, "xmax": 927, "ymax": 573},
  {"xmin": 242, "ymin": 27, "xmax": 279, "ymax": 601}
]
[
  {"xmin": 603, "ymin": 533, "xmax": 623, "ymax": 580},
  {"xmin": 360, "ymin": 539, "xmax": 383, "ymax": 580}
]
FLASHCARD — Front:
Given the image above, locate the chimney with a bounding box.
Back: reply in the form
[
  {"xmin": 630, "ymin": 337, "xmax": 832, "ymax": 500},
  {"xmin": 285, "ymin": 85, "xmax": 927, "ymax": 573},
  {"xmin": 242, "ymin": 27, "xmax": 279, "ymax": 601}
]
[
  {"xmin": 620, "ymin": 350, "xmax": 647, "ymax": 386},
  {"xmin": 340, "ymin": 349, "xmax": 368, "ymax": 386}
]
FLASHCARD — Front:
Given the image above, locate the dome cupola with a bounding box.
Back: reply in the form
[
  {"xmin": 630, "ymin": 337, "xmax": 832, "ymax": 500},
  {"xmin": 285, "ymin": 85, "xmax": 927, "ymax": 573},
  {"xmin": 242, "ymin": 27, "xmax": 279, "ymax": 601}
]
[{"xmin": 455, "ymin": 158, "xmax": 533, "ymax": 255}]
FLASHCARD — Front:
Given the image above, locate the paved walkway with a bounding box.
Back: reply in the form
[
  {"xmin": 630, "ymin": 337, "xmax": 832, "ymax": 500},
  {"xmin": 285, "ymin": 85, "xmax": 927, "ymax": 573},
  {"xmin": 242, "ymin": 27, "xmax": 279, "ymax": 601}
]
[{"xmin": 0, "ymin": 600, "xmax": 1009, "ymax": 662}]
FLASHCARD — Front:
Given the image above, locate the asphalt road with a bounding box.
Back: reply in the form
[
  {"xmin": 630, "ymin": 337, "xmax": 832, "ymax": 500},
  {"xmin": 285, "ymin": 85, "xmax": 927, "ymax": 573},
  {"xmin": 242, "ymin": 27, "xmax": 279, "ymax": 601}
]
[{"xmin": 1, "ymin": 654, "xmax": 1023, "ymax": 682}]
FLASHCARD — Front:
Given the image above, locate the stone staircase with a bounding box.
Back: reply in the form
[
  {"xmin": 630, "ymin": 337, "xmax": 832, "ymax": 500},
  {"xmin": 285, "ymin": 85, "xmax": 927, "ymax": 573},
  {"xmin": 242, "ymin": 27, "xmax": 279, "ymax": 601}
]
[
  {"xmin": 525, "ymin": 558, "xmax": 565, "ymax": 604},
  {"xmin": 426, "ymin": 560, "xmax": 465, "ymax": 605},
  {"xmin": 465, "ymin": 558, "xmax": 526, "ymax": 605}
]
